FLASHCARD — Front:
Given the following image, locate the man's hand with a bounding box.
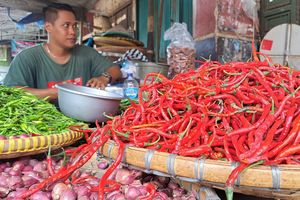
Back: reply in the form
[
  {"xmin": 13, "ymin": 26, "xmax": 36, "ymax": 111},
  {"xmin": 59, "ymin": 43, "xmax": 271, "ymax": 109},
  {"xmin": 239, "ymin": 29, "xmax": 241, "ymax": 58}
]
[
  {"xmin": 86, "ymin": 65, "xmax": 122, "ymax": 89},
  {"xmin": 86, "ymin": 76, "xmax": 110, "ymax": 89}
]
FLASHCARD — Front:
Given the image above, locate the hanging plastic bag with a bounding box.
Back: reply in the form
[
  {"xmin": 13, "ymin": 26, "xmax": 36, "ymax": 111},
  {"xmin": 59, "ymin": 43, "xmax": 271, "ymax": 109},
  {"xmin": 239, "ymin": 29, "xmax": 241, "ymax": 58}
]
[
  {"xmin": 164, "ymin": 22, "xmax": 195, "ymax": 78},
  {"xmin": 241, "ymin": 0, "xmax": 259, "ymax": 23}
]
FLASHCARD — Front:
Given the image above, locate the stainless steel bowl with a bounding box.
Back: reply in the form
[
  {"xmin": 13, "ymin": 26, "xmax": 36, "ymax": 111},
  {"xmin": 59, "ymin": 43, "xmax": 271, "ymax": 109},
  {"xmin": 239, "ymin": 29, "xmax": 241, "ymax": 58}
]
[
  {"xmin": 134, "ymin": 61, "xmax": 169, "ymax": 80},
  {"xmin": 56, "ymin": 84, "xmax": 123, "ymax": 122}
]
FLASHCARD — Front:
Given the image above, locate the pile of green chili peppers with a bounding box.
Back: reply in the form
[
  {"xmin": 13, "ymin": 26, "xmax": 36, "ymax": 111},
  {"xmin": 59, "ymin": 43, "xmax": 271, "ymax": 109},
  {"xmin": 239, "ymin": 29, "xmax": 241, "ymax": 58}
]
[
  {"xmin": 0, "ymin": 85, "xmax": 85, "ymax": 136},
  {"xmin": 119, "ymin": 98, "xmax": 139, "ymax": 112}
]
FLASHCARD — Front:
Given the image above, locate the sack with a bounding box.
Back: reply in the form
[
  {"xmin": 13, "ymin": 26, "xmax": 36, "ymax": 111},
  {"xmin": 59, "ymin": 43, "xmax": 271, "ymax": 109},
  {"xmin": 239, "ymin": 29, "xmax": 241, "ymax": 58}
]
[{"xmin": 164, "ymin": 23, "xmax": 195, "ymax": 78}]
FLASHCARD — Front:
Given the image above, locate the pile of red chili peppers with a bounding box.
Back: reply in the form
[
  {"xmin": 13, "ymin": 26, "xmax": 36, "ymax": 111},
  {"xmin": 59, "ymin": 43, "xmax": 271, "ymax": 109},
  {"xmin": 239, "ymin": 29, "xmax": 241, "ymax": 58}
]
[{"xmin": 19, "ymin": 58, "xmax": 300, "ymax": 200}]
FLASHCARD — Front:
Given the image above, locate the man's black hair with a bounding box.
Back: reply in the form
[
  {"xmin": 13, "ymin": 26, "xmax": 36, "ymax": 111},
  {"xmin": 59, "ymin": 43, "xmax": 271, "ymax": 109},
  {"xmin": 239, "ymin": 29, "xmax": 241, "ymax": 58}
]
[{"xmin": 43, "ymin": 3, "xmax": 76, "ymax": 22}]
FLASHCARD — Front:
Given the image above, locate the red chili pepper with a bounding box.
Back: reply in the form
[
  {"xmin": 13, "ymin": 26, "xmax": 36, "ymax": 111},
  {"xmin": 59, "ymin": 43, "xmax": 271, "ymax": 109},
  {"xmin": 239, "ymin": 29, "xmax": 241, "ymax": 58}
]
[
  {"xmin": 140, "ymin": 183, "xmax": 157, "ymax": 200},
  {"xmin": 252, "ymin": 119, "xmax": 284, "ymax": 158},
  {"xmin": 207, "ymin": 126, "xmax": 217, "ymax": 146},
  {"xmin": 254, "ymin": 68, "xmax": 279, "ymax": 107},
  {"xmin": 69, "ymin": 143, "xmax": 89, "ymax": 162},
  {"xmin": 274, "ymin": 87, "xmax": 286, "ymax": 101},
  {"xmin": 98, "ymin": 129, "xmax": 125, "ymax": 200},
  {"xmin": 221, "ymin": 72, "xmax": 251, "ymax": 92},
  {"xmin": 207, "ymin": 105, "xmax": 264, "ymax": 117},
  {"xmin": 178, "ymin": 145, "xmax": 212, "ymax": 157},
  {"xmin": 278, "ymin": 106, "xmax": 297, "ymax": 141},
  {"xmin": 144, "ymin": 72, "xmax": 169, "ymax": 84},
  {"xmin": 247, "ymin": 131, "xmax": 255, "ymax": 147},
  {"xmin": 231, "ymin": 135, "xmax": 242, "ymax": 158},
  {"xmin": 133, "ymin": 127, "xmax": 177, "ymax": 139},
  {"xmin": 72, "ymin": 174, "xmax": 98, "ymax": 184},
  {"xmin": 293, "ymin": 111, "xmax": 300, "ymax": 144},
  {"xmin": 237, "ymin": 135, "xmax": 248, "ymax": 152},
  {"xmin": 159, "ymin": 95, "xmax": 170, "ymax": 121},
  {"xmin": 248, "ymin": 92, "xmax": 270, "ymax": 105},
  {"xmin": 225, "ymin": 162, "xmax": 248, "ymax": 200},
  {"xmin": 223, "ymin": 135, "xmax": 233, "ymax": 162},
  {"xmin": 91, "ymin": 180, "xmax": 121, "ymax": 193},
  {"xmin": 293, "ymin": 130, "xmax": 300, "ymax": 145},
  {"xmin": 69, "ymin": 125, "xmax": 92, "ymax": 143},
  {"xmin": 227, "ymin": 104, "xmax": 271, "ymax": 137},
  {"xmin": 239, "ymin": 92, "xmax": 296, "ymax": 160},
  {"xmin": 46, "ymin": 147, "xmax": 54, "ymax": 176},
  {"xmin": 173, "ymin": 117, "xmax": 193, "ymax": 154},
  {"xmin": 270, "ymin": 155, "xmax": 300, "ymax": 165},
  {"xmin": 286, "ymin": 158, "xmax": 300, "ymax": 165},
  {"xmin": 132, "ymin": 131, "xmax": 155, "ymax": 144},
  {"xmin": 275, "ymin": 144, "xmax": 300, "ymax": 159},
  {"xmin": 203, "ymin": 94, "xmax": 242, "ymax": 107},
  {"xmin": 211, "ymin": 136, "xmax": 224, "ymax": 147},
  {"xmin": 268, "ymin": 113, "xmax": 300, "ymax": 159}
]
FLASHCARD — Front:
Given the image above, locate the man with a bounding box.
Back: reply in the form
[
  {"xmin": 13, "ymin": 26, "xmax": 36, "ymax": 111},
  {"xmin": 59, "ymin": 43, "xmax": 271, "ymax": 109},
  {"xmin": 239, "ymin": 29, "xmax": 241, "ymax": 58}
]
[{"xmin": 4, "ymin": 3, "xmax": 122, "ymax": 101}]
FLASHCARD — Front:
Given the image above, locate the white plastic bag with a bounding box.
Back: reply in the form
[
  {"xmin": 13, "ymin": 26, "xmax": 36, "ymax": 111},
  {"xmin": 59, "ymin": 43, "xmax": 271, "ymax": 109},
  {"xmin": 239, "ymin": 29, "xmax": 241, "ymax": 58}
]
[
  {"xmin": 241, "ymin": 0, "xmax": 259, "ymax": 23},
  {"xmin": 164, "ymin": 23, "xmax": 195, "ymax": 78}
]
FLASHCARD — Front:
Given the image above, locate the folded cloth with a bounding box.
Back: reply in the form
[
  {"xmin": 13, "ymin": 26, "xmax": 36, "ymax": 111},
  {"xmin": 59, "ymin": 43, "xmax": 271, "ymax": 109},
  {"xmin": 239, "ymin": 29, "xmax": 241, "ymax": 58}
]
[{"xmin": 114, "ymin": 48, "xmax": 148, "ymax": 64}]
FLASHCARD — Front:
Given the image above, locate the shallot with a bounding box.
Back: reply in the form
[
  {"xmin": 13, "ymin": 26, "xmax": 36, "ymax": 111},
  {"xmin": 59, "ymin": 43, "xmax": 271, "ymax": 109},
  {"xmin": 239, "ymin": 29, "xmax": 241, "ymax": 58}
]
[
  {"xmin": 8, "ymin": 175, "xmax": 23, "ymax": 190},
  {"xmin": 29, "ymin": 191, "xmax": 51, "ymax": 200},
  {"xmin": 33, "ymin": 161, "xmax": 47, "ymax": 172},
  {"xmin": 59, "ymin": 188, "xmax": 77, "ymax": 200},
  {"xmin": 0, "ymin": 173, "xmax": 8, "ymax": 187},
  {"xmin": 22, "ymin": 165, "xmax": 34, "ymax": 172},
  {"xmin": 97, "ymin": 160, "xmax": 109, "ymax": 169},
  {"xmin": 0, "ymin": 156, "xmax": 198, "ymax": 200},
  {"xmin": 0, "ymin": 186, "xmax": 9, "ymax": 198},
  {"xmin": 115, "ymin": 168, "xmax": 137, "ymax": 185},
  {"xmin": 124, "ymin": 186, "xmax": 142, "ymax": 200},
  {"xmin": 0, "ymin": 135, "xmax": 7, "ymax": 140},
  {"xmin": 22, "ymin": 175, "xmax": 38, "ymax": 187},
  {"xmin": 51, "ymin": 182, "xmax": 69, "ymax": 200},
  {"xmin": 73, "ymin": 185, "xmax": 91, "ymax": 197}
]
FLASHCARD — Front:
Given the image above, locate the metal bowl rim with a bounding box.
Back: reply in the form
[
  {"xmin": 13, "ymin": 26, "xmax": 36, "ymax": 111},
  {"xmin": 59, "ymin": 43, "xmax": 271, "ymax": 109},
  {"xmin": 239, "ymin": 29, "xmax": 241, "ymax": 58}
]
[
  {"xmin": 134, "ymin": 61, "xmax": 169, "ymax": 68},
  {"xmin": 56, "ymin": 84, "xmax": 123, "ymax": 100}
]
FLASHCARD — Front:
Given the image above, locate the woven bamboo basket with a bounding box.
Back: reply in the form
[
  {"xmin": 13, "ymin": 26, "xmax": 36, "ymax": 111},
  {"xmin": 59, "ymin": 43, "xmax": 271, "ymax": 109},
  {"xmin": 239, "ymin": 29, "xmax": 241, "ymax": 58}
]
[
  {"xmin": 93, "ymin": 36, "xmax": 144, "ymax": 47},
  {"xmin": 96, "ymin": 46, "xmax": 147, "ymax": 55},
  {"xmin": 81, "ymin": 149, "xmax": 221, "ymax": 200},
  {"xmin": 98, "ymin": 140, "xmax": 300, "ymax": 199},
  {"xmin": 0, "ymin": 130, "xmax": 83, "ymax": 159}
]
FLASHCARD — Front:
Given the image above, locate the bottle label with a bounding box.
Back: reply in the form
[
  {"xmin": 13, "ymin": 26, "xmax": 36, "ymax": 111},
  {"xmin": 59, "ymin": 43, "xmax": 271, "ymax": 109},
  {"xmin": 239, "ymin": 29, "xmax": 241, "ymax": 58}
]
[{"xmin": 124, "ymin": 87, "xmax": 138, "ymax": 99}]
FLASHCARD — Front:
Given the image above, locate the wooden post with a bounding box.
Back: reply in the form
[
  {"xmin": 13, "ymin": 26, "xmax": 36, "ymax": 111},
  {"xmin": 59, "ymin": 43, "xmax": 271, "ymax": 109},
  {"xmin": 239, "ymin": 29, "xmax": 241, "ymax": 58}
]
[
  {"xmin": 78, "ymin": 21, "xmax": 83, "ymax": 45},
  {"xmin": 147, "ymin": 0, "xmax": 154, "ymax": 61},
  {"xmin": 156, "ymin": 0, "xmax": 164, "ymax": 63}
]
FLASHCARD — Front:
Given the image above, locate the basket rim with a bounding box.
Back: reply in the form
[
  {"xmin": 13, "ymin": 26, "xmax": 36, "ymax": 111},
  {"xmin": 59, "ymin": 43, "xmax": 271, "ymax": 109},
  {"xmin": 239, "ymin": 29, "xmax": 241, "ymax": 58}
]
[
  {"xmin": 99, "ymin": 140, "xmax": 300, "ymax": 191},
  {"xmin": 0, "ymin": 130, "xmax": 84, "ymax": 159}
]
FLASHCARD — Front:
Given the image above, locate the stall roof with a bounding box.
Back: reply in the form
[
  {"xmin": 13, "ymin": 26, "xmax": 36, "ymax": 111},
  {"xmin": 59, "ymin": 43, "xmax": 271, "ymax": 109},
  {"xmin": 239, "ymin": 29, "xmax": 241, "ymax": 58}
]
[
  {"xmin": 0, "ymin": 0, "xmax": 130, "ymax": 41},
  {"xmin": 0, "ymin": 0, "xmax": 91, "ymax": 18},
  {"xmin": 0, "ymin": 0, "xmax": 130, "ymax": 17}
]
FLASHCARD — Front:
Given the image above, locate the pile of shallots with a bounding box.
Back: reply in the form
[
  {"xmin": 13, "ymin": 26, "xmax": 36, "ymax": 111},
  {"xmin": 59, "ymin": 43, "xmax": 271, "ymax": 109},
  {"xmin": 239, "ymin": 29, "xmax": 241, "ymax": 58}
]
[{"xmin": 0, "ymin": 157, "xmax": 197, "ymax": 200}]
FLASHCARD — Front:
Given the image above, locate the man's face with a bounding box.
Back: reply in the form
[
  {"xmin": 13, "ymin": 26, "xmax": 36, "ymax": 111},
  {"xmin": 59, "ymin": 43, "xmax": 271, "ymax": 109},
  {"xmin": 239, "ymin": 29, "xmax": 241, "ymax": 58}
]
[{"xmin": 45, "ymin": 10, "xmax": 78, "ymax": 49}]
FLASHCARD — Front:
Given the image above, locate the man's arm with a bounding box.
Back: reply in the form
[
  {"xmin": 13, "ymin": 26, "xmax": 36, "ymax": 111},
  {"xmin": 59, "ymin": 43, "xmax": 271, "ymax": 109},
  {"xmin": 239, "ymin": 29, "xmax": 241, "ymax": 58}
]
[
  {"xmin": 19, "ymin": 87, "xmax": 58, "ymax": 101},
  {"xmin": 3, "ymin": 47, "xmax": 56, "ymax": 100},
  {"xmin": 86, "ymin": 64, "xmax": 122, "ymax": 89}
]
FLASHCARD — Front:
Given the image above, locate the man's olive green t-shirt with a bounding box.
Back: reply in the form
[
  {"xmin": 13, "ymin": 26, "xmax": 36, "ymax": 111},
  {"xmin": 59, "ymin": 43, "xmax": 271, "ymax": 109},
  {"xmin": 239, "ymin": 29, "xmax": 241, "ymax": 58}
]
[{"xmin": 4, "ymin": 44, "xmax": 112, "ymax": 88}]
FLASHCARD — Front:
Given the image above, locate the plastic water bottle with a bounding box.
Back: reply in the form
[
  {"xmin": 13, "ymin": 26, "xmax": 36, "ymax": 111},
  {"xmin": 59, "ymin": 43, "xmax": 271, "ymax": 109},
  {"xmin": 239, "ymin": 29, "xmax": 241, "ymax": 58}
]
[{"xmin": 123, "ymin": 73, "xmax": 139, "ymax": 100}]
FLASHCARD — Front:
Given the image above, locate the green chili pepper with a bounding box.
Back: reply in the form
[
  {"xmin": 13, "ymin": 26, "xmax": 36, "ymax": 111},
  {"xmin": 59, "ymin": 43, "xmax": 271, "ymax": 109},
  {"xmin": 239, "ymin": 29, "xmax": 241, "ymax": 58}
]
[{"xmin": 0, "ymin": 85, "xmax": 85, "ymax": 136}]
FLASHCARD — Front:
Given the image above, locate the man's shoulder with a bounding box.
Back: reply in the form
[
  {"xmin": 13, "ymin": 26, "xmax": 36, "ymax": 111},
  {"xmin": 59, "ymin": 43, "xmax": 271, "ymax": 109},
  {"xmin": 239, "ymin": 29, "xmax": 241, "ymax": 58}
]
[
  {"xmin": 16, "ymin": 44, "xmax": 43, "ymax": 57},
  {"xmin": 73, "ymin": 44, "xmax": 98, "ymax": 54}
]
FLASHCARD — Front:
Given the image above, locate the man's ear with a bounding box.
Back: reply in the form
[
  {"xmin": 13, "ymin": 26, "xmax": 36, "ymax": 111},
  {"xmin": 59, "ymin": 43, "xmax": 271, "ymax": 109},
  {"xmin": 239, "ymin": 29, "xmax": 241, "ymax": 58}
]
[{"xmin": 44, "ymin": 21, "xmax": 52, "ymax": 33}]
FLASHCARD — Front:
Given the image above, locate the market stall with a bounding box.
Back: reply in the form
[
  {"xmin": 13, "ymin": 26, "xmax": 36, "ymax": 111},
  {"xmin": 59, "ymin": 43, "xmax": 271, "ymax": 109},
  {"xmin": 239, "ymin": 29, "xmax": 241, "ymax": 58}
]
[{"xmin": 0, "ymin": 0, "xmax": 300, "ymax": 200}]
